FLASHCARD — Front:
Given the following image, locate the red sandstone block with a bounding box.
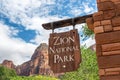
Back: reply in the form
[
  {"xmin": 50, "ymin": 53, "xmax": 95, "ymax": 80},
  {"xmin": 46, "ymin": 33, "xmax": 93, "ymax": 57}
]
[
  {"xmin": 103, "ymin": 50, "xmax": 120, "ymax": 56},
  {"xmin": 95, "ymin": 31, "xmax": 120, "ymax": 44},
  {"xmin": 113, "ymin": 27, "xmax": 120, "ymax": 31},
  {"xmin": 93, "ymin": 11, "xmax": 103, "ymax": 21},
  {"xmin": 116, "ymin": 9, "xmax": 120, "ymax": 16},
  {"xmin": 102, "ymin": 42, "xmax": 120, "ymax": 52},
  {"xmin": 100, "ymin": 75, "xmax": 120, "ymax": 80},
  {"xmin": 98, "ymin": 55, "xmax": 120, "ymax": 69},
  {"xmin": 101, "ymin": 20, "xmax": 111, "ymax": 25},
  {"xmin": 105, "ymin": 71, "xmax": 120, "ymax": 76},
  {"xmin": 100, "ymin": 0, "xmax": 111, "ymax": 2},
  {"xmin": 97, "ymin": 0, "xmax": 100, "ymax": 3},
  {"xmin": 96, "ymin": 44, "xmax": 102, "ymax": 56},
  {"xmin": 103, "ymin": 10, "xmax": 115, "ymax": 19},
  {"xmin": 116, "ymin": 3, "xmax": 120, "ymax": 9},
  {"xmin": 99, "ymin": 69, "xmax": 105, "ymax": 76},
  {"xmin": 98, "ymin": 1, "xmax": 115, "ymax": 11},
  {"xmin": 104, "ymin": 25, "xmax": 113, "ymax": 32},
  {"xmin": 112, "ymin": 17, "xmax": 120, "ymax": 27},
  {"xmin": 116, "ymin": 3, "xmax": 120, "ymax": 16},
  {"xmin": 113, "ymin": 0, "xmax": 119, "ymax": 1},
  {"xmin": 94, "ymin": 21, "xmax": 101, "ymax": 27},
  {"xmin": 94, "ymin": 26, "xmax": 104, "ymax": 34},
  {"xmin": 86, "ymin": 17, "xmax": 94, "ymax": 31},
  {"xmin": 111, "ymin": 0, "xmax": 120, "ymax": 3},
  {"xmin": 105, "ymin": 67, "xmax": 120, "ymax": 72}
]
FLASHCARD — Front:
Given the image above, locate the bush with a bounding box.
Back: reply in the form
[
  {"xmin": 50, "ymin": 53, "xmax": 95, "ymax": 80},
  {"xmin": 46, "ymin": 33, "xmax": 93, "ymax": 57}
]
[
  {"xmin": 60, "ymin": 47, "xmax": 99, "ymax": 80},
  {"xmin": 0, "ymin": 65, "xmax": 58, "ymax": 80},
  {"xmin": 9, "ymin": 75, "xmax": 58, "ymax": 80},
  {"xmin": 0, "ymin": 65, "xmax": 17, "ymax": 80}
]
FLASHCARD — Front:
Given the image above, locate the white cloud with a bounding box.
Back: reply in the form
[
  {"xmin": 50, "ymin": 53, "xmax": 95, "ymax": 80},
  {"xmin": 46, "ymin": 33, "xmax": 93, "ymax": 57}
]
[
  {"xmin": 0, "ymin": 22, "xmax": 37, "ymax": 65},
  {"xmin": 69, "ymin": 1, "xmax": 97, "ymax": 16},
  {"xmin": 27, "ymin": 16, "xmax": 72, "ymax": 44},
  {"xmin": 0, "ymin": 0, "xmax": 55, "ymax": 26},
  {"xmin": 83, "ymin": 3, "xmax": 94, "ymax": 13},
  {"xmin": 70, "ymin": 8, "xmax": 83, "ymax": 16}
]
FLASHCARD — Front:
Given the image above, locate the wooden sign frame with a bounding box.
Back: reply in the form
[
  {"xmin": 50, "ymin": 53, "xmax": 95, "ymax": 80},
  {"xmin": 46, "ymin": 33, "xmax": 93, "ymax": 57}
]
[
  {"xmin": 42, "ymin": 14, "xmax": 93, "ymax": 73},
  {"xmin": 48, "ymin": 29, "xmax": 81, "ymax": 73},
  {"xmin": 42, "ymin": 14, "xmax": 93, "ymax": 30}
]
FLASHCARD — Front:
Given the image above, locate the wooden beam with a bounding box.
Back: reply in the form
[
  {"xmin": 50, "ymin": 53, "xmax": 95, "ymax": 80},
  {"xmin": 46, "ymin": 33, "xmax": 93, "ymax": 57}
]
[{"xmin": 42, "ymin": 14, "xmax": 93, "ymax": 30}]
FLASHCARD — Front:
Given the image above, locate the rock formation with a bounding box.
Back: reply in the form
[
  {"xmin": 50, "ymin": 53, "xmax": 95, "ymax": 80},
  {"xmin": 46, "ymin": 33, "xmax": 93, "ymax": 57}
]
[
  {"xmin": 1, "ymin": 60, "xmax": 16, "ymax": 69},
  {"xmin": 1, "ymin": 43, "xmax": 54, "ymax": 76}
]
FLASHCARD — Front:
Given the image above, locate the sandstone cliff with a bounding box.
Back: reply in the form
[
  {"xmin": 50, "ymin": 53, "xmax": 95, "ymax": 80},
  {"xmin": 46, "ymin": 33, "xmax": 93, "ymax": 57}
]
[
  {"xmin": 2, "ymin": 60, "xmax": 16, "ymax": 69},
  {"xmin": 1, "ymin": 43, "xmax": 54, "ymax": 76}
]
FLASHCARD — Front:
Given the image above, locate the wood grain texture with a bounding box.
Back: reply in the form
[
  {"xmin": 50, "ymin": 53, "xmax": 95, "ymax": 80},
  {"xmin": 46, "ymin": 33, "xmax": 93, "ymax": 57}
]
[
  {"xmin": 48, "ymin": 29, "xmax": 81, "ymax": 73},
  {"xmin": 42, "ymin": 14, "xmax": 93, "ymax": 30}
]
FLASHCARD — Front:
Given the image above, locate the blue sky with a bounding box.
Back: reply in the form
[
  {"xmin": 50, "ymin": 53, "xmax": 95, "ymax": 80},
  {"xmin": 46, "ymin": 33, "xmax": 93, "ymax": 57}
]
[{"xmin": 0, "ymin": 0, "xmax": 97, "ymax": 65}]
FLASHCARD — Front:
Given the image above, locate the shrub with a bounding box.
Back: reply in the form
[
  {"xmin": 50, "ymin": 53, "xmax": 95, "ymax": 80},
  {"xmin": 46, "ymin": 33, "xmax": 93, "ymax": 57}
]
[
  {"xmin": 60, "ymin": 47, "xmax": 99, "ymax": 80},
  {"xmin": 0, "ymin": 66, "xmax": 16, "ymax": 80}
]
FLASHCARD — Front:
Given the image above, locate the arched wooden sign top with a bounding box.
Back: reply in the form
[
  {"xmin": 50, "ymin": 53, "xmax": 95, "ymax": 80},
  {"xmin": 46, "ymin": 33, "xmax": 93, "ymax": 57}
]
[{"xmin": 48, "ymin": 29, "xmax": 81, "ymax": 73}]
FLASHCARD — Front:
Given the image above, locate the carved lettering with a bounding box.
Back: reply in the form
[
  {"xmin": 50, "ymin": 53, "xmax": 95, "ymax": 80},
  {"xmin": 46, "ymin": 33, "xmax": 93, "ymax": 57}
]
[
  {"xmin": 69, "ymin": 55, "xmax": 74, "ymax": 61},
  {"xmin": 49, "ymin": 47, "xmax": 55, "ymax": 54},
  {"xmin": 49, "ymin": 46, "xmax": 79, "ymax": 54},
  {"xmin": 54, "ymin": 37, "xmax": 60, "ymax": 45},
  {"xmin": 53, "ymin": 36, "xmax": 75, "ymax": 45},
  {"xmin": 49, "ymin": 29, "xmax": 81, "ymax": 73},
  {"xmin": 54, "ymin": 55, "xmax": 74, "ymax": 63}
]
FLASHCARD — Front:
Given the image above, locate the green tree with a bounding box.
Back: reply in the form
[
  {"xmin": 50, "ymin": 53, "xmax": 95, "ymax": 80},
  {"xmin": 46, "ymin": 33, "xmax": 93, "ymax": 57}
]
[
  {"xmin": 82, "ymin": 24, "xmax": 94, "ymax": 38},
  {"xmin": 60, "ymin": 47, "xmax": 99, "ymax": 80},
  {"xmin": 0, "ymin": 65, "xmax": 17, "ymax": 80},
  {"xmin": 9, "ymin": 75, "xmax": 58, "ymax": 80},
  {"xmin": 0, "ymin": 65, "xmax": 58, "ymax": 80}
]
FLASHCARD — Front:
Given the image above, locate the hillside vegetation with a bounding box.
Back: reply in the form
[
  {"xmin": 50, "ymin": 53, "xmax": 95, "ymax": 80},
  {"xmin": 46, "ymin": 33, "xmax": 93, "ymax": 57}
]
[
  {"xmin": 0, "ymin": 66, "xmax": 58, "ymax": 80},
  {"xmin": 61, "ymin": 47, "xmax": 99, "ymax": 80},
  {"xmin": 0, "ymin": 47, "xmax": 99, "ymax": 80}
]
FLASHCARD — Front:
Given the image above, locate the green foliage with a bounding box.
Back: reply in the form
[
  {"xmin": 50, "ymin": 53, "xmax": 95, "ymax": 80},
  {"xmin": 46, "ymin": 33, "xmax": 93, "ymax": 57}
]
[
  {"xmin": 9, "ymin": 75, "xmax": 58, "ymax": 80},
  {"xmin": 0, "ymin": 65, "xmax": 58, "ymax": 80},
  {"xmin": 82, "ymin": 24, "xmax": 94, "ymax": 38},
  {"xmin": 0, "ymin": 66, "xmax": 17, "ymax": 80},
  {"xmin": 60, "ymin": 47, "xmax": 99, "ymax": 80}
]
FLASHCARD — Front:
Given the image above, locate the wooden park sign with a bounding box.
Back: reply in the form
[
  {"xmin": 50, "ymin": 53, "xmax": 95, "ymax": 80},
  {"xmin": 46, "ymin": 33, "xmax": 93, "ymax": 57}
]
[
  {"xmin": 49, "ymin": 29, "xmax": 81, "ymax": 73},
  {"xmin": 43, "ymin": 14, "xmax": 92, "ymax": 73}
]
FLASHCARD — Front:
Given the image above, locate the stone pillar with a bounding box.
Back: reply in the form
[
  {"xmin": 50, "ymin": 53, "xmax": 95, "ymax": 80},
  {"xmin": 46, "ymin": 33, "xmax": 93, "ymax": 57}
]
[{"xmin": 86, "ymin": 0, "xmax": 120, "ymax": 79}]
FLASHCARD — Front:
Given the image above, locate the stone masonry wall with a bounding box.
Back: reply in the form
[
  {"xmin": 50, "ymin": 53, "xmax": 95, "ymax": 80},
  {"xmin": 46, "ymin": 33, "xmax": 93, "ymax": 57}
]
[{"xmin": 86, "ymin": 0, "xmax": 120, "ymax": 80}]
